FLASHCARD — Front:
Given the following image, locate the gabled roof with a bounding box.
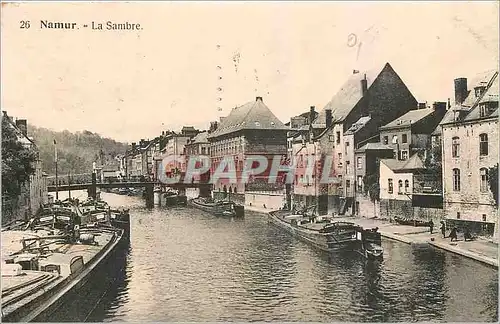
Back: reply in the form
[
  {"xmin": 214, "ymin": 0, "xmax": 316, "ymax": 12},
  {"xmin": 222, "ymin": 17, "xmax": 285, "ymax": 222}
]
[
  {"xmin": 380, "ymin": 108, "xmax": 434, "ymax": 130},
  {"xmin": 355, "ymin": 142, "xmax": 393, "ymax": 153},
  {"xmin": 313, "ymin": 63, "xmax": 390, "ymax": 127},
  {"xmin": 345, "ymin": 116, "xmax": 371, "ymax": 135},
  {"xmin": 188, "ymin": 131, "xmax": 209, "ymax": 144},
  {"xmin": 207, "ymin": 98, "xmax": 288, "ymax": 139},
  {"xmin": 381, "ymin": 154, "xmax": 425, "ymax": 173},
  {"xmin": 464, "ymin": 72, "xmax": 499, "ymax": 122},
  {"xmin": 442, "ymin": 70, "xmax": 498, "ymax": 125}
]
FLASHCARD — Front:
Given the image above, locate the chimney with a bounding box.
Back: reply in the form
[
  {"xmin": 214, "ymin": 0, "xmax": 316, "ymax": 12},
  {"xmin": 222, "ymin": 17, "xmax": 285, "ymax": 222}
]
[
  {"xmin": 454, "ymin": 77, "xmax": 468, "ymax": 105},
  {"xmin": 418, "ymin": 103, "xmax": 426, "ymax": 109},
  {"xmin": 447, "ymin": 98, "xmax": 451, "ymax": 109},
  {"xmin": 131, "ymin": 142, "xmax": 136, "ymax": 150},
  {"xmin": 325, "ymin": 109, "xmax": 333, "ymax": 128},
  {"xmin": 16, "ymin": 119, "xmax": 27, "ymax": 136},
  {"xmin": 361, "ymin": 74, "xmax": 368, "ymax": 96},
  {"xmin": 353, "ymin": 70, "xmax": 359, "ymax": 74},
  {"xmin": 309, "ymin": 106, "xmax": 315, "ymax": 125},
  {"xmin": 162, "ymin": 131, "xmax": 165, "ymax": 136},
  {"xmin": 209, "ymin": 121, "xmax": 219, "ymax": 133},
  {"xmin": 432, "ymin": 101, "xmax": 447, "ymax": 116},
  {"xmin": 256, "ymin": 96, "xmax": 263, "ymax": 102}
]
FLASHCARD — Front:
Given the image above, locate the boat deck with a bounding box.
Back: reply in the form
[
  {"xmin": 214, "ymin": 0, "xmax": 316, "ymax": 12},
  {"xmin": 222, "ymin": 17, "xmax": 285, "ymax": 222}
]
[{"xmin": 1, "ymin": 228, "xmax": 117, "ymax": 321}]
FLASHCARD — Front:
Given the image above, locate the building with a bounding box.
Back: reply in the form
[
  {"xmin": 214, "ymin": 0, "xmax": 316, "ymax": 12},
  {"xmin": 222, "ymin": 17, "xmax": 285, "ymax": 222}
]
[
  {"xmin": 159, "ymin": 127, "xmax": 199, "ymax": 182},
  {"xmin": 377, "ymin": 154, "xmax": 445, "ymax": 221},
  {"xmin": 184, "ymin": 131, "xmax": 211, "ymax": 198},
  {"xmin": 353, "ymin": 143, "xmax": 394, "ymax": 217},
  {"xmin": 2, "ymin": 112, "xmax": 48, "ymax": 224},
  {"xmin": 291, "ymin": 63, "xmax": 418, "ymax": 215},
  {"xmin": 207, "ymin": 96, "xmax": 289, "ymax": 206},
  {"xmin": 379, "ymin": 102, "xmax": 448, "ymax": 161},
  {"xmin": 441, "ymin": 70, "xmax": 499, "ymax": 237}
]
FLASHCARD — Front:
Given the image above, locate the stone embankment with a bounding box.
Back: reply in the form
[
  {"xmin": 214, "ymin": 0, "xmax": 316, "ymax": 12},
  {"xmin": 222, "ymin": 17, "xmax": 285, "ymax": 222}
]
[{"xmin": 246, "ymin": 206, "xmax": 498, "ymax": 268}]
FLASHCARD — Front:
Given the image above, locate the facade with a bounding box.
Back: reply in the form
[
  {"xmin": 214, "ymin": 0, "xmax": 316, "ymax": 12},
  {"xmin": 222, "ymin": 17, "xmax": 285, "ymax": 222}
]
[
  {"xmin": 353, "ymin": 143, "xmax": 394, "ymax": 217},
  {"xmin": 207, "ymin": 96, "xmax": 289, "ymax": 203},
  {"xmin": 2, "ymin": 112, "xmax": 48, "ymax": 224},
  {"xmin": 441, "ymin": 70, "xmax": 499, "ymax": 237},
  {"xmin": 290, "ymin": 63, "xmax": 418, "ymax": 215},
  {"xmin": 379, "ymin": 155, "xmax": 427, "ymax": 220},
  {"xmin": 160, "ymin": 127, "xmax": 199, "ymax": 182},
  {"xmin": 379, "ymin": 102, "xmax": 448, "ymax": 161},
  {"xmin": 184, "ymin": 131, "xmax": 211, "ymax": 197}
]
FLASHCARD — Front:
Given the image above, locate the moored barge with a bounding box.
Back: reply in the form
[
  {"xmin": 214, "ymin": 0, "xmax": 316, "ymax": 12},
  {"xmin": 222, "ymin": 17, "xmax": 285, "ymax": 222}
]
[
  {"xmin": 1, "ymin": 198, "xmax": 130, "ymax": 322},
  {"xmin": 188, "ymin": 197, "xmax": 244, "ymax": 218},
  {"xmin": 268, "ymin": 209, "xmax": 383, "ymax": 259}
]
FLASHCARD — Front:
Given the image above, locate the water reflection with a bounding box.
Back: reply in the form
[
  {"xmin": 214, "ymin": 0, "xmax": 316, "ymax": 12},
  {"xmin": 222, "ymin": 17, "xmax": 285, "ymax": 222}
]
[{"xmin": 54, "ymin": 192, "xmax": 497, "ymax": 322}]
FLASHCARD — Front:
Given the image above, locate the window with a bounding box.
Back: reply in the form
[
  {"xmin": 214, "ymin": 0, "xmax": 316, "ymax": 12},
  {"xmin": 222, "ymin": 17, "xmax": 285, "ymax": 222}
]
[
  {"xmin": 346, "ymin": 161, "xmax": 350, "ymax": 174},
  {"xmin": 338, "ymin": 153, "xmax": 343, "ymax": 166},
  {"xmin": 383, "ymin": 136, "xmax": 389, "ymax": 145},
  {"xmin": 346, "ymin": 180, "xmax": 351, "ymax": 188},
  {"xmin": 401, "ymin": 150, "xmax": 408, "ymax": 160},
  {"xmin": 357, "ymin": 175, "xmax": 363, "ymax": 192},
  {"xmin": 457, "ymin": 212, "xmax": 461, "ymax": 219},
  {"xmin": 392, "ymin": 135, "xmax": 398, "ymax": 144},
  {"xmin": 345, "ymin": 141, "xmax": 349, "ymax": 154},
  {"xmin": 480, "ymin": 168, "xmax": 489, "ymax": 192},
  {"xmin": 479, "ymin": 133, "xmax": 488, "ymax": 156},
  {"xmin": 453, "ymin": 168, "xmax": 461, "ymax": 191},
  {"xmin": 336, "ymin": 131, "xmax": 341, "ymax": 144},
  {"xmin": 356, "ymin": 157, "xmax": 362, "ymax": 169},
  {"xmin": 452, "ymin": 137, "xmax": 460, "ymax": 158},
  {"xmin": 201, "ymin": 147, "xmax": 206, "ymax": 155},
  {"xmin": 480, "ymin": 104, "xmax": 488, "ymax": 118},
  {"xmin": 483, "ymin": 214, "xmax": 487, "ymax": 222},
  {"xmin": 388, "ymin": 179, "xmax": 393, "ymax": 194},
  {"xmin": 402, "ymin": 134, "xmax": 407, "ymax": 143},
  {"xmin": 398, "ymin": 180, "xmax": 403, "ymax": 194},
  {"xmin": 404, "ymin": 180, "xmax": 409, "ymax": 193}
]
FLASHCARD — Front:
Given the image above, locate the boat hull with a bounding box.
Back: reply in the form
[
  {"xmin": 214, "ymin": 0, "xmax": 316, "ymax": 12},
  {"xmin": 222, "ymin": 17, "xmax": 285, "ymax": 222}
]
[
  {"xmin": 188, "ymin": 199, "xmax": 244, "ymax": 218},
  {"xmin": 267, "ymin": 212, "xmax": 359, "ymax": 253},
  {"xmin": 2, "ymin": 227, "xmax": 127, "ymax": 323}
]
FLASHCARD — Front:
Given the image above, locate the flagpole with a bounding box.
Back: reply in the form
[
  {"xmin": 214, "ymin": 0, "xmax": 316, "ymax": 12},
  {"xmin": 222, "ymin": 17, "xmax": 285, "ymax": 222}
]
[{"xmin": 54, "ymin": 139, "xmax": 59, "ymax": 201}]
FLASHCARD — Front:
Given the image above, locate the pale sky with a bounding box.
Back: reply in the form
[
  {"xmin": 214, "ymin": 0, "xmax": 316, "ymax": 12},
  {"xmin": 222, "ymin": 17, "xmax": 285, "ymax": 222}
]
[{"xmin": 1, "ymin": 2, "xmax": 498, "ymax": 142}]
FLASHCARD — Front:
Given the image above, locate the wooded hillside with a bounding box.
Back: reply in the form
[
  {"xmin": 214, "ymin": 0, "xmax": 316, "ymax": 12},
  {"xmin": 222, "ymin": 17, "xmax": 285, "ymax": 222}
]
[{"xmin": 28, "ymin": 126, "xmax": 128, "ymax": 176}]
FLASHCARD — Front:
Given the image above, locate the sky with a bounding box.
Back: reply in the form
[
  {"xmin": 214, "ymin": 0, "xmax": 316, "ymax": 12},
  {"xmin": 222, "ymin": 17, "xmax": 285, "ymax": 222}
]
[{"xmin": 1, "ymin": 1, "xmax": 498, "ymax": 143}]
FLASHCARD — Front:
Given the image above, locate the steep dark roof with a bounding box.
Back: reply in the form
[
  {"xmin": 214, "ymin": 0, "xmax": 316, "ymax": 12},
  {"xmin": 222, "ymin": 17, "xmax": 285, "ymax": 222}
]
[
  {"xmin": 313, "ymin": 63, "xmax": 388, "ymax": 126},
  {"xmin": 207, "ymin": 98, "xmax": 288, "ymax": 139},
  {"xmin": 380, "ymin": 108, "xmax": 434, "ymax": 130}
]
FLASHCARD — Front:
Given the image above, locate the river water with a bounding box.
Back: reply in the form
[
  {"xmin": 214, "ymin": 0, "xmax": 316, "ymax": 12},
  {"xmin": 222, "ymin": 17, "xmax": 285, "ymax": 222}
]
[{"xmin": 56, "ymin": 191, "xmax": 498, "ymax": 322}]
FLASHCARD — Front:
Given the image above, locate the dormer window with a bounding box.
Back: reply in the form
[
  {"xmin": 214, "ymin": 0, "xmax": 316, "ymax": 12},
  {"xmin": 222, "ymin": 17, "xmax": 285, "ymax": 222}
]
[
  {"xmin": 479, "ymin": 101, "xmax": 499, "ymax": 117},
  {"xmin": 475, "ymin": 86, "xmax": 486, "ymax": 98}
]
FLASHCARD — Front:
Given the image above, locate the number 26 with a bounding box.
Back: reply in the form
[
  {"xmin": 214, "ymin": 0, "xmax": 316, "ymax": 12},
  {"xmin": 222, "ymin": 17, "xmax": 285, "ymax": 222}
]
[{"xmin": 20, "ymin": 21, "xmax": 30, "ymax": 29}]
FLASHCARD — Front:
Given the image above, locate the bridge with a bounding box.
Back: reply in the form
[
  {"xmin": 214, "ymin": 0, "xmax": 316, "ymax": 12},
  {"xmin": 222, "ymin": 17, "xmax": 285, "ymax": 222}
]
[
  {"xmin": 49, "ymin": 172, "xmax": 213, "ymax": 208},
  {"xmin": 47, "ymin": 181, "xmax": 212, "ymax": 192}
]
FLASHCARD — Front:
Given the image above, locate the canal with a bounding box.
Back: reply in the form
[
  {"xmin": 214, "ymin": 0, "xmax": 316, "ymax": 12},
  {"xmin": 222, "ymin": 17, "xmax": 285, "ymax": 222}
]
[{"xmin": 56, "ymin": 191, "xmax": 498, "ymax": 322}]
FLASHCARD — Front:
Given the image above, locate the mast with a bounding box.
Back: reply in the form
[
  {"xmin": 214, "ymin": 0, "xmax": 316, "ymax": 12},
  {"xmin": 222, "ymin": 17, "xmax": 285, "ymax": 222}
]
[{"xmin": 54, "ymin": 139, "xmax": 59, "ymax": 201}]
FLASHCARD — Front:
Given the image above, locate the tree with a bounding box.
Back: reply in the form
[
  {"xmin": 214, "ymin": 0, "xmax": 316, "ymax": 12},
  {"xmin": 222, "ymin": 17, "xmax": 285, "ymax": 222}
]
[
  {"xmin": 489, "ymin": 164, "xmax": 498, "ymax": 206},
  {"xmin": 1, "ymin": 117, "xmax": 37, "ymax": 198}
]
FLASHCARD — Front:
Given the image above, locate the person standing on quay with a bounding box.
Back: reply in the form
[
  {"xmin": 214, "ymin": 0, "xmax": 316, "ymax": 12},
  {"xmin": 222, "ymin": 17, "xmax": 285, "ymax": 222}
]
[
  {"xmin": 429, "ymin": 220, "xmax": 434, "ymax": 234},
  {"xmin": 440, "ymin": 221, "xmax": 446, "ymax": 238}
]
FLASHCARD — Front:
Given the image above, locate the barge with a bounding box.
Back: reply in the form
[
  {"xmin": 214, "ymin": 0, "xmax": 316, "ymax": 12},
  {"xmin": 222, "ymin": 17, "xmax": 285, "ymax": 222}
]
[
  {"xmin": 188, "ymin": 197, "xmax": 244, "ymax": 218},
  {"xmin": 268, "ymin": 209, "xmax": 383, "ymax": 259},
  {"xmin": 1, "ymin": 198, "xmax": 130, "ymax": 322}
]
